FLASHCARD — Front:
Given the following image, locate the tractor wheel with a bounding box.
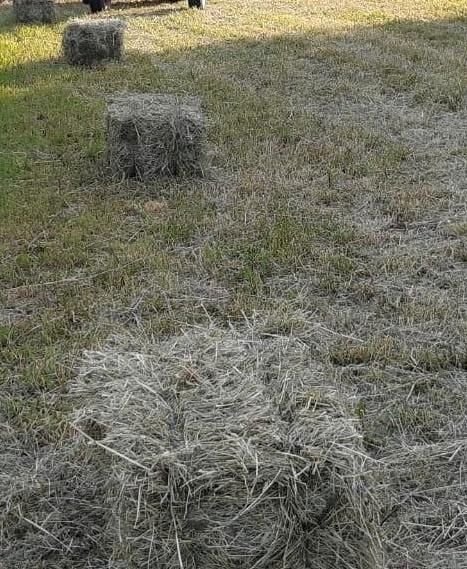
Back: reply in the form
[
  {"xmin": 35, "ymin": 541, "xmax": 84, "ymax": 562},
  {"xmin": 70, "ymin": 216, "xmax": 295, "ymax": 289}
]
[
  {"xmin": 89, "ymin": 0, "xmax": 105, "ymax": 12},
  {"xmin": 188, "ymin": 0, "xmax": 206, "ymax": 8}
]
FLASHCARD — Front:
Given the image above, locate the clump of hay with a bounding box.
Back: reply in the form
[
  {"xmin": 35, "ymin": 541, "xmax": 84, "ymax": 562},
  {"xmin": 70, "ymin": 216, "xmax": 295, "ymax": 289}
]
[
  {"xmin": 107, "ymin": 93, "xmax": 207, "ymax": 180},
  {"xmin": 0, "ymin": 325, "xmax": 382, "ymax": 569},
  {"xmin": 62, "ymin": 19, "xmax": 126, "ymax": 67},
  {"xmin": 12, "ymin": 0, "xmax": 55, "ymax": 23}
]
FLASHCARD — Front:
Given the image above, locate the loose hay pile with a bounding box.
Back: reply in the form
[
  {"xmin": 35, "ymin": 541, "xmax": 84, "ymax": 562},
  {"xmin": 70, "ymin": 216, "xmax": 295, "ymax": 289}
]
[
  {"xmin": 107, "ymin": 93, "xmax": 206, "ymax": 180},
  {"xmin": 62, "ymin": 19, "xmax": 126, "ymax": 67},
  {"xmin": 13, "ymin": 0, "xmax": 55, "ymax": 23},
  {"xmin": 0, "ymin": 325, "xmax": 382, "ymax": 569}
]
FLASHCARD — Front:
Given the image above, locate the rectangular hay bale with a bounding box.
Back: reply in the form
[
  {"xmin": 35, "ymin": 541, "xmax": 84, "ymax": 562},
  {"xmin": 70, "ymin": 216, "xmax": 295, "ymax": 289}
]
[
  {"xmin": 62, "ymin": 19, "xmax": 125, "ymax": 67},
  {"xmin": 107, "ymin": 93, "xmax": 207, "ymax": 180},
  {"xmin": 13, "ymin": 0, "xmax": 55, "ymax": 23}
]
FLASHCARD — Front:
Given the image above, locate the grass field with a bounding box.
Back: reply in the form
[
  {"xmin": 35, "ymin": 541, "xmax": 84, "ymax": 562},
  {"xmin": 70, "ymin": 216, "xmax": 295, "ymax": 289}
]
[{"xmin": 1, "ymin": 0, "xmax": 466, "ymax": 566}]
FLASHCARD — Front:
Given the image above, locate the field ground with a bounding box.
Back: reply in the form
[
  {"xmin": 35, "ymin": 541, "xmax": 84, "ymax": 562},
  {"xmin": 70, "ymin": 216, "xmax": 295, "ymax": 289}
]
[{"xmin": 0, "ymin": 0, "xmax": 466, "ymax": 566}]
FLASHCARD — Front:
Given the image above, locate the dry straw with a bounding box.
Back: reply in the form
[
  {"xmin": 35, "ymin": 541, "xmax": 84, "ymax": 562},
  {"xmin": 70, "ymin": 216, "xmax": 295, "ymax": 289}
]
[
  {"xmin": 13, "ymin": 0, "xmax": 55, "ymax": 24},
  {"xmin": 376, "ymin": 439, "xmax": 467, "ymax": 568},
  {"xmin": 107, "ymin": 93, "xmax": 207, "ymax": 180},
  {"xmin": 0, "ymin": 324, "xmax": 382, "ymax": 569},
  {"xmin": 62, "ymin": 19, "xmax": 126, "ymax": 67}
]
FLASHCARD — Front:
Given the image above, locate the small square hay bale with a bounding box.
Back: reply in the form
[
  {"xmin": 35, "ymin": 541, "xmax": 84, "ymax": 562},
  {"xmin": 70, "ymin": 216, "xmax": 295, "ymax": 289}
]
[
  {"xmin": 0, "ymin": 325, "xmax": 383, "ymax": 569},
  {"xmin": 13, "ymin": 0, "xmax": 55, "ymax": 24},
  {"xmin": 62, "ymin": 19, "xmax": 125, "ymax": 67},
  {"xmin": 107, "ymin": 93, "xmax": 207, "ymax": 180}
]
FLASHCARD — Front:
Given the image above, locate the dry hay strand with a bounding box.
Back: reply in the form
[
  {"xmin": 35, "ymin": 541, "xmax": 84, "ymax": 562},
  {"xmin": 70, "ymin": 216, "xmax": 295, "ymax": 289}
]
[
  {"xmin": 352, "ymin": 365, "xmax": 467, "ymax": 568},
  {"xmin": 142, "ymin": 199, "xmax": 169, "ymax": 214},
  {"xmin": 0, "ymin": 444, "xmax": 112, "ymax": 569},
  {"xmin": 0, "ymin": 324, "xmax": 382, "ymax": 569},
  {"xmin": 378, "ymin": 439, "xmax": 467, "ymax": 569},
  {"xmin": 13, "ymin": 0, "xmax": 55, "ymax": 24},
  {"xmin": 0, "ymin": 396, "xmax": 111, "ymax": 568},
  {"xmin": 107, "ymin": 93, "xmax": 207, "ymax": 181},
  {"xmin": 62, "ymin": 19, "xmax": 126, "ymax": 67}
]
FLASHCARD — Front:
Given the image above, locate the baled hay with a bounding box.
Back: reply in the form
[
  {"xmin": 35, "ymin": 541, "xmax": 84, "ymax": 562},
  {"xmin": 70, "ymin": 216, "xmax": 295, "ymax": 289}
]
[
  {"xmin": 62, "ymin": 19, "xmax": 126, "ymax": 67},
  {"xmin": 107, "ymin": 93, "xmax": 206, "ymax": 180},
  {"xmin": 13, "ymin": 0, "xmax": 55, "ymax": 24},
  {"xmin": 1, "ymin": 325, "xmax": 382, "ymax": 569}
]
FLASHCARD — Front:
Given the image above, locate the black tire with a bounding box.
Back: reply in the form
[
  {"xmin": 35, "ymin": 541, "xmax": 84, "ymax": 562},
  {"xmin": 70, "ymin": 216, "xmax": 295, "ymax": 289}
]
[
  {"xmin": 89, "ymin": 0, "xmax": 105, "ymax": 12},
  {"xmin": 188, "ymin": 0, "xmax": 206, "ymax": 8}
]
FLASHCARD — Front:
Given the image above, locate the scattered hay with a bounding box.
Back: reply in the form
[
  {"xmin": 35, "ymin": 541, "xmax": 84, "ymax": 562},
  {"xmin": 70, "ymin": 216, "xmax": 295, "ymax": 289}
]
[
  {"xmin": 107, "ymin": 93, "xmax": 207, "ymax": 180},
  {"xmin": 12, "ymin": 0, "xmax": 55, "ymax": 24},
  {"xmin": 142, "ymin": 199, "xmax": 169, "ymax": 214},
  {"xmin": 62, "ymin": 19, "xmax": 126, "ymax": 67},
  {"xmin": 378, "ymin": 439, "xmax": 467, "ymax": 568},
  {"xmin": 0, "ymin": 444, "xmax": 112, "ymax": 569},
  {"xmin": 0, "ymin": 325, "xmax": 382, "ymax": 569}
]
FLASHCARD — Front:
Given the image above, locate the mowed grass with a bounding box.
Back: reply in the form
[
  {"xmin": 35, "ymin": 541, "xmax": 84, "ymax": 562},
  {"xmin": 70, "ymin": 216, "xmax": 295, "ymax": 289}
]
[
  {"xmin": 0, "ymin": 0, "xmax": 466, "ymax": 458},
  {"xmin": 1, "ymin": 1, "xmax": 467, "ymax": 566}
]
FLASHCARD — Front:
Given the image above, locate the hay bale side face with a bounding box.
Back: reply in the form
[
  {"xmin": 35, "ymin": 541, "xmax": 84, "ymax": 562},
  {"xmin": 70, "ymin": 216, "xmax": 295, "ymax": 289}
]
[
  {"xmin": 13, "ymin": 0, "xmax": 55, "ymax": 24},
  {"xmin": 62, "ymin": 19, "xmax": 125, "ymax": 67},
  {"xmin": 107, "ymin": 93, "xmax": 207, "ymax": 180}
]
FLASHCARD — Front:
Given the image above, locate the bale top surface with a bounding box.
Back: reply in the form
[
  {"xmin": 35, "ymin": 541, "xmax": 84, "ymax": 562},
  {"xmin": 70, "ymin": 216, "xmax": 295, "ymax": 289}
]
[
  {"xmin": 65, "ymin": 18, "xmax": 126, "ymax": 32},
  {"xmin": 107, "ymin": 93, "xmax": 202, "ymax": 122}
]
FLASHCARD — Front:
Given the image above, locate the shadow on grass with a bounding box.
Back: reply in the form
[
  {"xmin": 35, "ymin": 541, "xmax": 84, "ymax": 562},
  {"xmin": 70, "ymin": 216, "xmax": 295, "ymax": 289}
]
[
  {"xmin": 0, "ymin": 2, "xmax": 86, "ymax": 29},
  {"xmin": 0, "ymin": 0, "xmax": 183, "ymax": 31},
  {"xmin": 112, "ymin": 0, "xmax": 183, "ymax": 10}
]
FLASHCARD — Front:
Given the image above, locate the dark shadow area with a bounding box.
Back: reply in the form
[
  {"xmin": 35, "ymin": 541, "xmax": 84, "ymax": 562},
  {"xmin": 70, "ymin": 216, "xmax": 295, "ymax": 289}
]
[
  {"xmin": 52, "ymin": 0, "xmax": 182, "ymax": 5},
  {"xmin": 0, "ymin": 2, "xmax": 86, "ymax": 28},
  {"xmin": 112, "ymin": 0, "xmax": 182, "ymax": 10},
  {"xmin": 0, "ymin": 0, "xmax": 183, "ymax": 30},
  {"xmin": 109, "ymin": 5, "xmax": 184, "ymax": 17},
  {"xmin": 1, "ymin": 13, "xmax": 466, "ymax": 179}
]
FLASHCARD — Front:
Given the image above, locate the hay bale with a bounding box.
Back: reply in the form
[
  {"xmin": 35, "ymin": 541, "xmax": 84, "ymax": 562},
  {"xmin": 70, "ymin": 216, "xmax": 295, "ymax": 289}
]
[
  {"xmin": 62, "ymin": 19, "xmax": 125, "ymax": 67},
  {"xmin": 12, "ymin": 0, "xmax": 55, "ymax": 23},
  {"xmin": 107, "ymin": 93, "xmax": 206, "ymax": 180},
  {"xmin": 0, "ymin": 325, "xmax": 383, "ymax": 569}
]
